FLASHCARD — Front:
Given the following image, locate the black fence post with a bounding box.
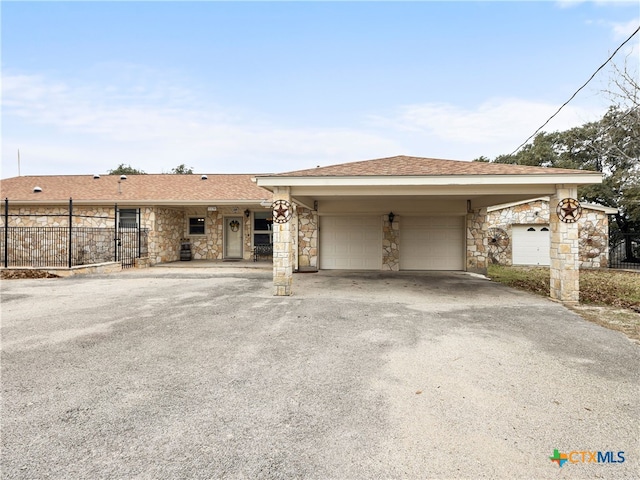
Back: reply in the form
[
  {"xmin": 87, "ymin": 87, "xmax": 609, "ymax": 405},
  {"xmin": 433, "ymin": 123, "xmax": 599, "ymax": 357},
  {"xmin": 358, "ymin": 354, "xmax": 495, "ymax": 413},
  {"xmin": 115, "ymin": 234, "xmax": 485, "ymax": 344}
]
[
  {"xmin": 114, "ymin": 203, "xmax": 118, "ymax": 263},
  {"xmin": 68, "ymin": 198, "xmax": 73, "ymax": 268},
  {"xmin": 4, "ymin": 198, "xmax": 8, "ymax": 268},
  {"xmin": 137, "ymin": 208, "xmax": 141, "ymax": 258}
]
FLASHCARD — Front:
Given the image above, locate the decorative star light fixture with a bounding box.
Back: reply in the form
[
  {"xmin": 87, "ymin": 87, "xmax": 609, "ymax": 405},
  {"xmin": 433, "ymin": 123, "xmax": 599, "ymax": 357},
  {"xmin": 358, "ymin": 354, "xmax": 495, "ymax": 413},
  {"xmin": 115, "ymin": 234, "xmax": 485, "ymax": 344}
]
[
  {"xmin": 272, "ymin": 200, "xmax": 292, "ymax": 224},
  {"xmin": 556, "ymin": 198, "xmax": 582, "ymax": 223}
]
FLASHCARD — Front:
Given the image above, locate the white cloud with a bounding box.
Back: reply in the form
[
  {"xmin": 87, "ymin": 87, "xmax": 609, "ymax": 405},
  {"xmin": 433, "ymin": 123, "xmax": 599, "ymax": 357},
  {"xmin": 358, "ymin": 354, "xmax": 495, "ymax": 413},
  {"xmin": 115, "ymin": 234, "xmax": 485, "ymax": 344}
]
[
  {"xmin": 609, "ymin": 18, "xmax": 640, "ymax": 39},
  {"xmin": 1, "ymin": 71, "xmax": 402, "ymax": 177},
  {"xmin": 368, "ymin": 98, "xmax": 607, "ymax": 159},
  {"xmin": 557, "ymin": 0, "xmax": 640, "ymax": 9},
  {"xmin": 1, "ymin": 69, "xmax": 612, "ymax": 178}
]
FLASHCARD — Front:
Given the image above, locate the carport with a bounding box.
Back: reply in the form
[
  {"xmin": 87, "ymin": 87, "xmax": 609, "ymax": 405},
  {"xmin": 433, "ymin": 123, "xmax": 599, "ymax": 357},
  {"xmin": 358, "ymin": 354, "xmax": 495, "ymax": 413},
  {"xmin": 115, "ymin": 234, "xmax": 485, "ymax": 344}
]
[{"xmin": 255, "ymin": 156, "xmax": 602, "ymax": 303}]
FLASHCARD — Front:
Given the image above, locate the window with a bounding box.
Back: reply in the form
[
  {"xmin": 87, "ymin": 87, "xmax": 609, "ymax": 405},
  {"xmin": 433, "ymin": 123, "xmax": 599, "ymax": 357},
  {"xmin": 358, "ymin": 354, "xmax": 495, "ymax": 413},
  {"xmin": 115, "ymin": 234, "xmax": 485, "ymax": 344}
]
[
  {"xmin": 189, "ymin": 217, "xmax": 206, "ymax": 235},
  {"xmin": 119, "ymin": 209, "xmax": 138, "ymax": 228},
  {"xmin": 253, "ymin": 211, "xmax": 272, "ymax": 245}
]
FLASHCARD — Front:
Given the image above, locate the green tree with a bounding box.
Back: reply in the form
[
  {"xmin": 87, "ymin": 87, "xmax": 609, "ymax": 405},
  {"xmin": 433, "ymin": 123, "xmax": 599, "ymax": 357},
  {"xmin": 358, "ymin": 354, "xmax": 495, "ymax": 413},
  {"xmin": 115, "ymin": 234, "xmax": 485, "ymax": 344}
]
[
  {"xmin": 478, "ymin": 103, "xmax": 640, "ymax": 262},
  {"xmin": 107, "ymin": 163, "xmax": 146, "ymax": 175},
  {"xmin": 479, "ymin": 62, "xmax": 639, "ymax": 261},
  {"xmin": 579, "ymin": 106, "xmax": 640, "ymax": 261},
  {"xmin": 483, "ymin": 108, "xmax": 639, "ymax": 261},
  {"xmin": 169, "ymin": 164, "xmax": 194, "ymax": 174},
  {"xmin": 580, "ymin": 58, "xmax": 639, "ymax": 261}
]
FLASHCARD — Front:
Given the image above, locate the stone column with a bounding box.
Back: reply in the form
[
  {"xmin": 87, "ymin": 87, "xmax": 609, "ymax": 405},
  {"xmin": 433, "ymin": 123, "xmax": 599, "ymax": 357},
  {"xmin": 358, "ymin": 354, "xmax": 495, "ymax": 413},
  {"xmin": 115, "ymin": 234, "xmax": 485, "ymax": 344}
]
[
  {"xmin": 550, "ymin": 186, "xmax": 579, "ymax": 304},
  {"xmin": 298, "ymin": 208, "xmax": 318, "ymax": 269},
  {"xmin": 272, "ymin": 187, "xmax": 293, "ymax": 296},
  {"xmin": 466, "ymin": 208, "xmax": 488, "ymax": 275},
  {"xmin": 382, "ymin": 213, "xmax": 400, "ymax": 271}
]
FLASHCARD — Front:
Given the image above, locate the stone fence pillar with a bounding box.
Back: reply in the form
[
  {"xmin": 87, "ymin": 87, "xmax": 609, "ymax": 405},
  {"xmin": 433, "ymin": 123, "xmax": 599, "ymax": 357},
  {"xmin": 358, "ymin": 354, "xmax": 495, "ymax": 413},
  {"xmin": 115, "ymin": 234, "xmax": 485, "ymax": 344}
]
[
  {"xmin": 550, "ymin": 186, "xmax": 580, "ymax": 304},
  {"xmin": 272, "ymin": 187, "xmax": 293, "ymax": 296}
]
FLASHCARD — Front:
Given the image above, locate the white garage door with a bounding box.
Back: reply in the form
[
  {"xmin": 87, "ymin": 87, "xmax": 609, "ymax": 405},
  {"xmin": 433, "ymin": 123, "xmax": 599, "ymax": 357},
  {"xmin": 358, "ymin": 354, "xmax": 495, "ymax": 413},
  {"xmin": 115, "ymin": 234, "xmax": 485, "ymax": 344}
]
[
  {"xmin": 320, "ymin": 216, "xmax": 381, "ymax": 269},
  {"xmin": 512, "ymin": 225, "xmax": 550, "ymax": 265},
  {"xmin": 400, "ymin": 216, "xmax": 465, "ymax": 270}
]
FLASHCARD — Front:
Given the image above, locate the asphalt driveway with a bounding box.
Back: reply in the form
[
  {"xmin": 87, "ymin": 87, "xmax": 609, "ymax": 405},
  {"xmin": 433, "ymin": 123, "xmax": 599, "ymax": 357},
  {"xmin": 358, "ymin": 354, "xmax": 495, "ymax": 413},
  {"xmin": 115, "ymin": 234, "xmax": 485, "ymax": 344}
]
[{"xmin": 1, "ymin": 267, "xmax": 638, "ymax": 479}]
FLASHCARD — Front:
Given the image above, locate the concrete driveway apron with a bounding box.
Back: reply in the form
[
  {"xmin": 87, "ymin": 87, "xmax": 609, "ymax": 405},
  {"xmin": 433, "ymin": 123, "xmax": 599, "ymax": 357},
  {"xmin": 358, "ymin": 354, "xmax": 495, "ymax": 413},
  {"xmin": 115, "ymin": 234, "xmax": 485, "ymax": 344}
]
[{"xmin": 1, "ymin": 268, "xmax": 638, "ymax": 479}]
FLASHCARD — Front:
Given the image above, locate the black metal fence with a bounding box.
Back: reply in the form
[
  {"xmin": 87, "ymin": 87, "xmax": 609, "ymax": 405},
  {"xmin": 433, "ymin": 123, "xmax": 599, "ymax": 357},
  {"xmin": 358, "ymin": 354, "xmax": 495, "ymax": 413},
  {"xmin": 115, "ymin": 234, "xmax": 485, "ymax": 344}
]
[
  {"xmin": 1, "ymin": 199, "xmax": 148, "ymax": 269},
  {"xmin": 609, "ymin": 232, "xmax": 640, "ymax": 269},
  {"xmin": 0, "ymin": 226, "xmax": 149, "ymax": 269}
]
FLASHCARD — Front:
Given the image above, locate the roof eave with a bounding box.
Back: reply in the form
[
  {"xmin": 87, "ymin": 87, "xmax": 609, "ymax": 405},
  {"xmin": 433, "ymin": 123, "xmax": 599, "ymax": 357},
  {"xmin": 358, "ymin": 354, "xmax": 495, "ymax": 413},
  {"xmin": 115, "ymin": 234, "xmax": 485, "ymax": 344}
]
[
  {"xmin": 487, "ymin": 197, "xmax": 620, "ymax": 214},
  {"xmin": 256, "ymin": 173, "xmax": 603, "ymax": 188}
]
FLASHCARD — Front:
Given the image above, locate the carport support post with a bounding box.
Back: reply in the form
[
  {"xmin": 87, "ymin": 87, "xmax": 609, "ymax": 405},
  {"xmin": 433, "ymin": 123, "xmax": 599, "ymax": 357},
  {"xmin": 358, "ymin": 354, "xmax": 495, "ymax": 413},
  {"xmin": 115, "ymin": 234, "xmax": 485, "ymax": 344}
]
[
  {"xmin": 550, "ymin": 186, "xmax": 579, "ymax": 304},
  {"xmin": 466, "ymin": 207, "xmax": 488, "ymax": 275},
  {"xmin": 273, "ymin": 186, "xmax": 293, "ymax": 296}
]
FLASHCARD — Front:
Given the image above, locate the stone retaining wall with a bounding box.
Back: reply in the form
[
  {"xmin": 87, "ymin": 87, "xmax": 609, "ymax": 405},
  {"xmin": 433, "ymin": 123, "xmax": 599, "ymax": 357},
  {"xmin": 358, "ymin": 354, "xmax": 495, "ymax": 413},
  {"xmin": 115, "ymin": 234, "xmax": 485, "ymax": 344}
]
[{"xmin": 1, "ymin": 261, "xmax": 122, "ymax": 278}]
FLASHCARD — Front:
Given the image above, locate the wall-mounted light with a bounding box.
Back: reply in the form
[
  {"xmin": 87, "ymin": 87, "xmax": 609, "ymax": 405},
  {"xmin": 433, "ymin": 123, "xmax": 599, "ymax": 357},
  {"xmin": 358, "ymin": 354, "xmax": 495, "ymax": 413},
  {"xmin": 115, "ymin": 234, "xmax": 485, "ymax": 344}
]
[
  {"xmin": 388, "ymin": 212, "xmax": 395, "ymax": 224},
  {"xmin": 244, "ymin": 209, "xmax": 250, "ymax": 218}
]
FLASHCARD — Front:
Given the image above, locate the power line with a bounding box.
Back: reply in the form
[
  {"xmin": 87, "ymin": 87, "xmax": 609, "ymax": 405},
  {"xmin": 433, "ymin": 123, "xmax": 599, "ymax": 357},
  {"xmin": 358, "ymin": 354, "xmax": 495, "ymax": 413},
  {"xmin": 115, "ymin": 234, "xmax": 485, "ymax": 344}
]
[{"xmin": 509, "ymin": 24, "xmax": 640, "ymax": 156}]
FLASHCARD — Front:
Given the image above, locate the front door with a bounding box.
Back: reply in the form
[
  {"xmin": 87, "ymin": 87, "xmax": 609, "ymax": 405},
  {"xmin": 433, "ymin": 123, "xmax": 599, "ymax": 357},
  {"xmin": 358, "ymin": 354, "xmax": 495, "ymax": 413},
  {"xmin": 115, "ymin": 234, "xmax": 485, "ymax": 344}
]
[{"xmin": 224, "ymin": 217, "xmax": 243, "ymax": 259}]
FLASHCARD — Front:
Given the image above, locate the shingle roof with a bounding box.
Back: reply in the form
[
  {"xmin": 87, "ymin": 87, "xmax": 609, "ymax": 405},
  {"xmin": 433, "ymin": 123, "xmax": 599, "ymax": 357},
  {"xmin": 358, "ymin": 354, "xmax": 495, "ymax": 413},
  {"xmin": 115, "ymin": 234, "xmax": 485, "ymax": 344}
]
[
  {"xmin": 267, "ymin": 155, "xmax": 595, "ymax": 177},
  {"xmin": 0, "ymin": 174, "xmax": 271, "ymax": 204}
]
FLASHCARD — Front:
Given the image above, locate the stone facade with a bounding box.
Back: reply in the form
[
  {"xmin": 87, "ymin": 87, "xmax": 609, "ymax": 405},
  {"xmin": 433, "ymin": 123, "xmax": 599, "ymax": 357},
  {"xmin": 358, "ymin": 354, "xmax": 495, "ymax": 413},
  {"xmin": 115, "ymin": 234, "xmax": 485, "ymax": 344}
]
[
  {"xmin": 297, "ymin": 208, "xmax": 318, "ymax": 269},
  {"xmin": 2, "ymin": 205, "xmax": 120, "ymax": 267},
  {"xmin": 148, "ymin": 207, "xmax": 184, "ymax": 264},
  {"xmin": 578, "ymin": 210, "xmax": 609, "ymax": 269},
  {"xmin": 466, "ymin": 208, "xmax": 488, "ymax": 274},
  {"xmin": 2, "ymin": 203, "xmax": 263, "ymax": 267},
  {"xmin": 550, "ymin": 188, "xmax": 580, "ymax": 304},
  {"xmin": 486, "ymin": 199, "xmax": 610, "ymax": 268},
  {"xmin": 382, "ymin": 214, "xmax": 400, "ymax": 271},
  {"xmin": 272, "ymin": 187, "xmax": 293, "ymax": 295},
  {"xmin": 3, "ymin": 205, "xmax": 115, "ymax": 228}
]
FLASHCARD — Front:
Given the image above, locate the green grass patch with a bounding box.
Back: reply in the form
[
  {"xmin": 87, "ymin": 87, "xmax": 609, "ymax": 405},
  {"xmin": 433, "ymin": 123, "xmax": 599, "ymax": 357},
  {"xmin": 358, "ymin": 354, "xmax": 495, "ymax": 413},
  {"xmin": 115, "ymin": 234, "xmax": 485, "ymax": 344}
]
[
  {"xmin": 487, "ymin": 265, "xmax": 640, "ymax": 310},
  {"xmin": 487, "ymin": 265, "xmax": 640, "ymax": 343},
  {"xmin": 580, "ymin": 270, "xmax": 640, "ymax": 309},
  {"xmin": 487, "ymin": 265, "xmax": 550, "ymax": 297}
]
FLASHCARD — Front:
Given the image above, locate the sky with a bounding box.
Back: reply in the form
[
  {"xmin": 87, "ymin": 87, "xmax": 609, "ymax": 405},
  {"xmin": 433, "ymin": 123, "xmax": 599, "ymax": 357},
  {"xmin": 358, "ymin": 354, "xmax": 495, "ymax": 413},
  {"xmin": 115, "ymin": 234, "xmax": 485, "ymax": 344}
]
[{"xmin": 1, "ymin": 1, "xmax": 639, "ymax": 178}]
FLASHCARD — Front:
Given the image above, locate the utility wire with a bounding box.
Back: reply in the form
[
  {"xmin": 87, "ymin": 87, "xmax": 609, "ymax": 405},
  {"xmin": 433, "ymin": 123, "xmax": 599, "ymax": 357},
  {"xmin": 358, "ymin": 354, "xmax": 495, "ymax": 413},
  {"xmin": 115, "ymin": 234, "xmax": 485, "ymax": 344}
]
[{"xmin": 509, "ymin": 24, "xmax": 640, "ymax": 156}]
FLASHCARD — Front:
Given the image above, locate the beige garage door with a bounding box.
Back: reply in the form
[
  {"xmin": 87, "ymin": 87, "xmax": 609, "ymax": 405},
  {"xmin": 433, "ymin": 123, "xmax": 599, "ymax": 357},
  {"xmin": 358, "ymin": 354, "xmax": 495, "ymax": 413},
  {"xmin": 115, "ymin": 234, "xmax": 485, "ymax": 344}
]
[
  {"xmin": 512, "ymin": 225, "xmax": 550, "ymax": 265},
  {"xmin": 400, "ymin": 216, "xmax": 465, "ymax": 270},
  {"xmin": 319, "ymin": 216, "xmax": 381, "ymax": 270}
]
